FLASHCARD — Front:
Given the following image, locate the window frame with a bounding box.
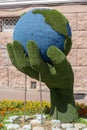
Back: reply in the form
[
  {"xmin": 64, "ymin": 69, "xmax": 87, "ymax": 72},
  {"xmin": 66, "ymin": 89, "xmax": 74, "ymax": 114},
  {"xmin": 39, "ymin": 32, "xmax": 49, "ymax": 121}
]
[{"xmin": 31, "ymin": 81, "xmax": 37, "ymax": 89}]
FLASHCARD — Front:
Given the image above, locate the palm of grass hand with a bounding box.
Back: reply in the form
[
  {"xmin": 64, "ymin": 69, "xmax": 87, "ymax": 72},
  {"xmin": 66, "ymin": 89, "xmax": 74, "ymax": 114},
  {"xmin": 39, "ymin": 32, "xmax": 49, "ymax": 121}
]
[{"xmin": 7, "ymin": 40, "xmax": 73, "ymax": 89}]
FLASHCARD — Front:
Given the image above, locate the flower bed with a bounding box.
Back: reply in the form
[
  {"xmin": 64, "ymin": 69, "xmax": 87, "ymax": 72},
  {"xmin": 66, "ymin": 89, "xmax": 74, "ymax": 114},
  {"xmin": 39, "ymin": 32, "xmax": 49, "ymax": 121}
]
[
  {"xmin": 0, "ymin": 100, "xmax": 50, "ymax": 129},
  {"xmin": 0, "ymin": 100, "xmax": 87, "ymax": 129}
]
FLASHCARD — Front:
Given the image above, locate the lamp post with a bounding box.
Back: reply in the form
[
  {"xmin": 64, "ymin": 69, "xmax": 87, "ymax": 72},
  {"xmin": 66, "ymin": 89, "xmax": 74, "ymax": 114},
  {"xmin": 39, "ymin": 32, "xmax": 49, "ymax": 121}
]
[
  {"xmin": 24, "ymin": 74, "xmax": 27, "ymax": 122},
  {"xmin": 39, "ymin": 73, "xmax": 43, "ymax": 125}
]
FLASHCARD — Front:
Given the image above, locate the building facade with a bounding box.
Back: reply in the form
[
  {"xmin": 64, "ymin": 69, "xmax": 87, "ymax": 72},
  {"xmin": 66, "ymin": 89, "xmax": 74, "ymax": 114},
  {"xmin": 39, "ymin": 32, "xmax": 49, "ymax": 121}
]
[{"xmin": 0, "ymin": 2, "xmax": 87, "ymax": 92}]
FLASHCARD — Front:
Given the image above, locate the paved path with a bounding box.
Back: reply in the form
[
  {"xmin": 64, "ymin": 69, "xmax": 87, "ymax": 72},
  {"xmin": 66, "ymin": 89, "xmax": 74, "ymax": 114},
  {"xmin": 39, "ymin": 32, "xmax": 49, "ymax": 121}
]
[
  {"xmin": 0, "ymin": 89, "xmax": 87, "ymax": 104},
  {"xmin": 0, "ymin": 89, "xmax": 50, "ymax": 101}
]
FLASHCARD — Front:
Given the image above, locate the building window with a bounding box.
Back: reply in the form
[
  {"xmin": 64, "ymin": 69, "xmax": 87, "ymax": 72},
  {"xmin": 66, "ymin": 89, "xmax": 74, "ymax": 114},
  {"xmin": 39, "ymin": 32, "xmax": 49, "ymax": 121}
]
[
  {"xmin": 0, "ymin": 17, "xmax": 19, "ymax": 32},
  {"xmin": 31, "ymin": 81, "xmax": 36, "ymax": 89}
]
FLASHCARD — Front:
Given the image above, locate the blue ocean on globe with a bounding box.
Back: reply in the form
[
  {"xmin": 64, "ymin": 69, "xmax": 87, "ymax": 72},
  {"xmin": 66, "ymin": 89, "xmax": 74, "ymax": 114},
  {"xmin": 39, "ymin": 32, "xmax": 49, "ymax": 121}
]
[{"xmin": 13, "ymin": 8, "xmax": 71, "ymax": 63}]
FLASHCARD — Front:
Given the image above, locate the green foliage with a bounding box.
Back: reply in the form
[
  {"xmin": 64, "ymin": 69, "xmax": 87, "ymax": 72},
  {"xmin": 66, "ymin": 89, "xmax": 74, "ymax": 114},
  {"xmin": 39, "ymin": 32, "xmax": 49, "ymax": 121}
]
[{"xmin": 78, "ymin": 117, "xmax": 87, "ymax": 125}]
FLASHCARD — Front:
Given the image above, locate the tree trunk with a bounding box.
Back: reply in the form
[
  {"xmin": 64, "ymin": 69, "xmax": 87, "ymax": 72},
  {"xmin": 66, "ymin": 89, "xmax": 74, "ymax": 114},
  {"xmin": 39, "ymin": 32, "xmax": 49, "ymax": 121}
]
[{"xmin": 50, "ymin": 87, "xmax": 78, "ymax": 122}]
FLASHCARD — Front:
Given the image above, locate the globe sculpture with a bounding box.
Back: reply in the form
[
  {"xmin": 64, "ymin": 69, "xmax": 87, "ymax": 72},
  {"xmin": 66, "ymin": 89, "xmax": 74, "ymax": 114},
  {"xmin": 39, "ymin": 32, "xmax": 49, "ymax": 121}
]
[
  {"xmin": 13, "ymin": 8, "xmax": 71, "ymax": 63},
  {"xmin": 7, "ymin": 8, "xmax": 78, "ymax": 122}
]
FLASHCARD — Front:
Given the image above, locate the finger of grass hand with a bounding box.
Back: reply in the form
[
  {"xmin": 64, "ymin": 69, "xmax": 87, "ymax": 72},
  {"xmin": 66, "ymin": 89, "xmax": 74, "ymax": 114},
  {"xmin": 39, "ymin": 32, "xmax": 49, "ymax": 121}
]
[
  {"xmin": 64, "ymin": 37, "xmax": 72, "ymax": 55},
  {"xmin": 47, "ymin": 46, "xmax": 66, "ymax": 66},
  {"xmin": 13, "ymin": 41, "xmax": 29, "ymax": 68},
  {"xmin": 7, "ymin": 43, "xmax": 17, "ymax": 67},
  {"xmin": 27, "ymin": 41, "xmax": 48, "ymax": 72}
]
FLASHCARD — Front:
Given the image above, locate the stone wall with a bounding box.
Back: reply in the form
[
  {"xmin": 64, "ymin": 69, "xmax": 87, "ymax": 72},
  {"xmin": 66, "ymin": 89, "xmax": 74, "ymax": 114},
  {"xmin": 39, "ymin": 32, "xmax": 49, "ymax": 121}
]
[{"xmin": 0, "ymin": 4, "xmax": 87, "ymax": 92}]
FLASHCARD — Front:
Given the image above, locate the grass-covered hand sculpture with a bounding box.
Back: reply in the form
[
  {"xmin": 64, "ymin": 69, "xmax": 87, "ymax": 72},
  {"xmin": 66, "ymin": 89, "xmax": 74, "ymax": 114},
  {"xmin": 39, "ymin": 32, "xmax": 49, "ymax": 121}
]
[{"xmin": 7, "ymin": 8, "xmax": 78, "ymax": 122}]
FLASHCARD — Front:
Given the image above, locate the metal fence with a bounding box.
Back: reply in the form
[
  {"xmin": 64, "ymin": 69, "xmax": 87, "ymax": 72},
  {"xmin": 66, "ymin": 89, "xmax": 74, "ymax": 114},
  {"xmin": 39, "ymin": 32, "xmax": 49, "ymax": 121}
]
[{"xmin": 0, "ymin": 17, "xmax": 19, "ymax": 32}]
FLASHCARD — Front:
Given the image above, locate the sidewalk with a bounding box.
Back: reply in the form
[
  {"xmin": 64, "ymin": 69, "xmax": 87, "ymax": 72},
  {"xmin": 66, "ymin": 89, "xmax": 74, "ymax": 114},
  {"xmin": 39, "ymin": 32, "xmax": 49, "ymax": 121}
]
[
  {"xmin": 0, "ymin": 89, "xmax": 87, "ymax": 104},
  {"xmin": 0, "ymin": 88, "xmax": 50, "ymax": 101}
]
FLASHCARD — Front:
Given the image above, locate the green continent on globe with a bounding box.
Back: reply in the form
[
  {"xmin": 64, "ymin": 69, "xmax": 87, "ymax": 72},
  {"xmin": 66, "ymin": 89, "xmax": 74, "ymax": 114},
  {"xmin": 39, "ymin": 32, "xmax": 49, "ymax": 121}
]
[
  {"xmin": 7, "ymin": 8, "xmax": 78, "ymax": 122},
  {"xmin": 33, "ymin": 9, "xmax": 68, "ymax": 36}
]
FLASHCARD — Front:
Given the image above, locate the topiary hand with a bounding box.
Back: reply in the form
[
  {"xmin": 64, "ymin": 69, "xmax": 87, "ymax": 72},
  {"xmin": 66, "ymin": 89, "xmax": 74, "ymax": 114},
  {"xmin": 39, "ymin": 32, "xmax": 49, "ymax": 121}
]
[
  {"xmin": 7, "ymin": 40, "xmax": 73, "ymax": 89},
  {"xmin": 7, "ymin": 40, "xmax": 78, "ymax": 122}
]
